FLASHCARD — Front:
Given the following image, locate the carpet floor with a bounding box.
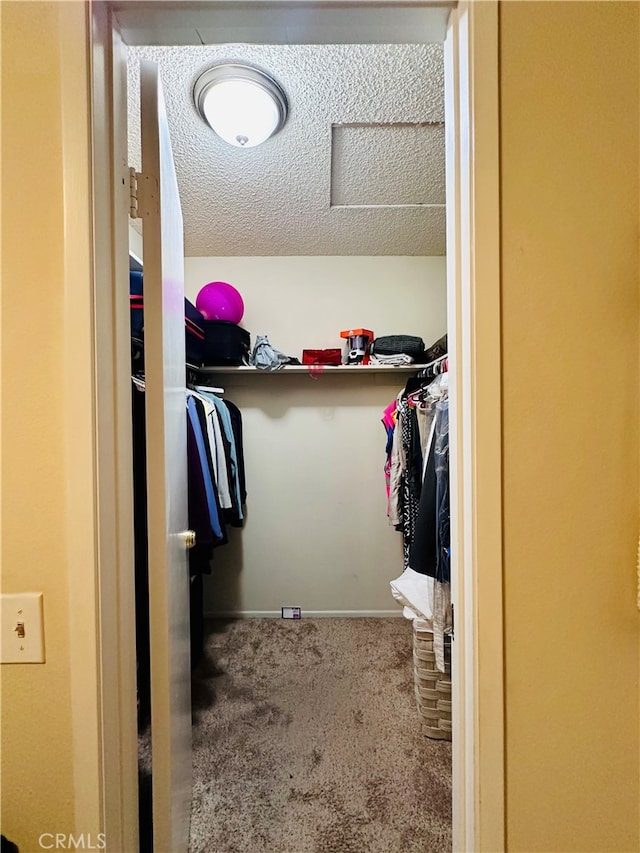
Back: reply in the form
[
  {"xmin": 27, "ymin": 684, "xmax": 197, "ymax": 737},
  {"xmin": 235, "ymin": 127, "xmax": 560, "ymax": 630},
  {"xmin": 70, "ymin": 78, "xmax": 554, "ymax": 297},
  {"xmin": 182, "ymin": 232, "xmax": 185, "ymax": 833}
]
[{"xmin": 189, "ymin": 618, "xmax": 452, "ymax": 853}]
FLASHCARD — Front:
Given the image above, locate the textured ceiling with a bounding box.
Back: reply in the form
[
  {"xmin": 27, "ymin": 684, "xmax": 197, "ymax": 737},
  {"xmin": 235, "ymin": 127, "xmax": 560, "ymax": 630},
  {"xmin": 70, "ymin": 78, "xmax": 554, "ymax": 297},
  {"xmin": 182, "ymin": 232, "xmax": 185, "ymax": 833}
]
[
  {"xmin": 331, "ymin": 123, "xmax": 445, "ymax": 206},
  {"xmin": 127, "ymin": 44, "xmax": 445, "ymax": 256}
]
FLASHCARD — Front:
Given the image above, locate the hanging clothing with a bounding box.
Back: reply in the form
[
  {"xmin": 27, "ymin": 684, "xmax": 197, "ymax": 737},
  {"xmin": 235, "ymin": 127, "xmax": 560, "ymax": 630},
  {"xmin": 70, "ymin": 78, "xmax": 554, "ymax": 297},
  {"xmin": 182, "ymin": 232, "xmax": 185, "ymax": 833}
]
[
  {"xmin": 409, "ymin": 417, "xmax": 438, "ymax": 577},
  {"xmin": 198, "ymin": 391, "xmax": 244, "ymax": 524},
  {"xmin": 434, "ymin": 398, "xmax": 450, "ymax": 584},
  {"xmin": 388, "ymin": 400, "xmax": 404, "ymax": 528},
  {"xmin": 187, "ymin": 415, "xmax": 215, "ymax": 575},
  {"xmin": 190, "ymin": 390, "xmax": 233, "ymax": 511},
  {"xmin": 385, "ymin": 366, "xmax": 452, "ymax": 673},
  {"xmin": 225, "ymin": 400, "xmax": 247, "ymax": 508},
  {"xmin": 390, "ymin": 374, "xmax": 438, "ymax": 569},
  {"xmin": 404, "ymin": 374, "xmax": 449, "ymax": 579},
  {"xmin": 381, "ymin": 400, "xmax": 397, "ymax": 513},
  {"xmin": 187, "ymin": 395, "xmax": 225, "ymax": 542},
  {"xmin": 399, "ymin": 398, "xmax": 423, "ymax": 569},
  {"xmin": 184, "ymin": 387, "xmax": 247, "ymax": 665}
]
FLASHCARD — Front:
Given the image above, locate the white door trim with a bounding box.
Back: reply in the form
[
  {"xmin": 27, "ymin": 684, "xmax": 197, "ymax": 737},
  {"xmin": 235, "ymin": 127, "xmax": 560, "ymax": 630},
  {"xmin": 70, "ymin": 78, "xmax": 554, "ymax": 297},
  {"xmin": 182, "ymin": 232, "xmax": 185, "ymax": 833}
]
[
  {"xmin": 446, "ymin": 4, "xmax": 505, "ymax": 851},
  {"xmin": 90, "ymin": 6, "xmax": 140, "ymax": 852},
  {"xmin": 88, "ymin": 4, "xmax": 504, "ymax": 851}
]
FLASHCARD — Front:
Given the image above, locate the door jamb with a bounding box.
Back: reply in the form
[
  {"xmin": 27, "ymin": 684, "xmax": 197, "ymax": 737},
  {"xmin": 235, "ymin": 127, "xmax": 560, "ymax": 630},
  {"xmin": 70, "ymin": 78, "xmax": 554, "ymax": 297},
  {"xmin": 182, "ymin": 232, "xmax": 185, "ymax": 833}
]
[
  {"xmin": 445, "ymin": 4, "xmax": 504, "ymax": 851},
  {"xmin": 89, "ymin": 4, "xmax": 504, "ymax": 851},
  {"xmin": 90, "ymin": 6, "xmax": 140, "ymax": 851}
]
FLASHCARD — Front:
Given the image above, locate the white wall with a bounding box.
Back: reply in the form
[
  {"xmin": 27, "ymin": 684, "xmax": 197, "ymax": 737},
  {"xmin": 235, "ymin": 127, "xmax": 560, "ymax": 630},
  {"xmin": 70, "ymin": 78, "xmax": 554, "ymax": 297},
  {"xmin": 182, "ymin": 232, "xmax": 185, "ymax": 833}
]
[{"xmin": 184, "ymin": 256, "xmax": 446, "ymax": 615}]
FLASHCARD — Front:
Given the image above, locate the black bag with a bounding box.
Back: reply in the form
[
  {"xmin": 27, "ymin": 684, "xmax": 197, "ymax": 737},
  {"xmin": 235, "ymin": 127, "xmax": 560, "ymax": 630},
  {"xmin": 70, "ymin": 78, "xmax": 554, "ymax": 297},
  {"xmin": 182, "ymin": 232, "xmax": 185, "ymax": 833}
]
[
  {"xmin": 202, "ymin": 320, "xmax": 251, "ymax": 366},
  {"xmin": 129, "ymin": 270, "xmax": 206, "ymax": 366},
  {"xmin": 424, "ymin": 334, "xmax": 447, "ymax": 363},
  {"xmin": 371, "ymin": 334, "xmax": 426, "ymax": 361}
]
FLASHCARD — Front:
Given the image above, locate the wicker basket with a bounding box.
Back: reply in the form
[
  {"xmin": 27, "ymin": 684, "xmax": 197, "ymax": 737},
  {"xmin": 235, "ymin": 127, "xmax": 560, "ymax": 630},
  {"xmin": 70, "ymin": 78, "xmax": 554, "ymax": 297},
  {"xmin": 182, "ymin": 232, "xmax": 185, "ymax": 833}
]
[{"xmin": 413, "ymin": 619, "xmax": 452, "ymax": 741}]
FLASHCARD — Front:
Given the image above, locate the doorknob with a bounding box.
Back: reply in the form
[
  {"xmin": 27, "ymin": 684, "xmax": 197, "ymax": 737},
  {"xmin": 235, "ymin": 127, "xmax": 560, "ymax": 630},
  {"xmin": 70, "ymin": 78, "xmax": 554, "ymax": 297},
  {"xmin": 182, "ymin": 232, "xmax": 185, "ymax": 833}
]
[{"xmin": 182, "ymin": 530, "xmax": 196, "ymax": 549}]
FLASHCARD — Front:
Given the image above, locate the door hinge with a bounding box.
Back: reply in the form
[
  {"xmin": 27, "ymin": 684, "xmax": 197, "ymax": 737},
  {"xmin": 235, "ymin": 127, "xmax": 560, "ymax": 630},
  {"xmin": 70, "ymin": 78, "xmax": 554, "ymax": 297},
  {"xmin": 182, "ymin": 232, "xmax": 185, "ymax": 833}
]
[
  {"xmin": 129, "ymin": 167, "xmax": 140, "ymax": 219},
  {"xmin": 129, "ymin": 167, "xmax": 158, "ymax": 219}
]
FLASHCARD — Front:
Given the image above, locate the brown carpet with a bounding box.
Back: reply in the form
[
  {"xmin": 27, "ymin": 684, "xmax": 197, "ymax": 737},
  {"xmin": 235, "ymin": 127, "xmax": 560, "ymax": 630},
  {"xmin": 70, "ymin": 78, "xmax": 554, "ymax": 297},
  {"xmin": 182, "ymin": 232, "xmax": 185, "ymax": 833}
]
[{"xmin": 189, "ymin": 618, "xmax": 452, "ymax": 853}]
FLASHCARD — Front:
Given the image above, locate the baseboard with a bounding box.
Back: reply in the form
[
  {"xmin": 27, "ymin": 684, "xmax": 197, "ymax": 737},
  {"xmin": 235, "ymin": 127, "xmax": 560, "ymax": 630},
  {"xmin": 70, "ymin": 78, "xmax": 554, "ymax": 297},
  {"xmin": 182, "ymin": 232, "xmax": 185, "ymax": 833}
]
[{"xmin": 203, "ymin": 609, "xmax": 403, "ymax": 619}]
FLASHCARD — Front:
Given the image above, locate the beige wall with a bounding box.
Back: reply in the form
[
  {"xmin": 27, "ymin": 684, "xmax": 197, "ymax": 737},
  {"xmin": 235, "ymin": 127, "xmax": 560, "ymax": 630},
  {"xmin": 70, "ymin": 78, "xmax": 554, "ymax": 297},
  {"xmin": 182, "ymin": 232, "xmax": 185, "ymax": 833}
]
[
  {"xmin": 185, "ymin": 257, "xmax": 447, "ymax": 614},
  {"xmin": 500, "ymin": 3, "xmax": 640, "ymax": 851},
  {"xmin": 129, "ymin": 222, "xmax": 143, "ymax": 263},
  {"xmin": 185, "ymin": 256, "xmax": 447, "ymax": 359},
  {"xmin": 1, "ymin": 3, "xmax": 101, "ymax": 850}
]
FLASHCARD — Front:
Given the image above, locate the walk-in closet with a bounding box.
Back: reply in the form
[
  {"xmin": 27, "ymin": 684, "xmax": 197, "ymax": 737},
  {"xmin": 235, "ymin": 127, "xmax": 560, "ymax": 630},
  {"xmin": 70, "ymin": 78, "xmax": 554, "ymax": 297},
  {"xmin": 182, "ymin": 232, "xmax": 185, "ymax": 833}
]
[{"xmin": 122, "ymin": 8, "xmax": 454, "ymax": 851}]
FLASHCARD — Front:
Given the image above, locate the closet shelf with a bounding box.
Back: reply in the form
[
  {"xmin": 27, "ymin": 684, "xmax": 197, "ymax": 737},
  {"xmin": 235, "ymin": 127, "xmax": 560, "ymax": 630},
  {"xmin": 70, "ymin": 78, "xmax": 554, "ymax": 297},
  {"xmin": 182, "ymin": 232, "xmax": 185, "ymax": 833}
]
[{"xmin": 190, "ymin": 364, "xmax": 424, "ymax": 375}]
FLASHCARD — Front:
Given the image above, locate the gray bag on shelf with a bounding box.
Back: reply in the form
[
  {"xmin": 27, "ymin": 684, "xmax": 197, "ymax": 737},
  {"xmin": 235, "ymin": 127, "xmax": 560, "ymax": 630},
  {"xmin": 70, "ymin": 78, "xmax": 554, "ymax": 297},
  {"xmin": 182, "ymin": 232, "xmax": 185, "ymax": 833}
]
[
  {"xmin": 370, "ymin": 335, "xmax": 426, "ymax": 361},
  {"xmin": 250, "ymin": 335, "xmax": 294, "ymax": 371}
]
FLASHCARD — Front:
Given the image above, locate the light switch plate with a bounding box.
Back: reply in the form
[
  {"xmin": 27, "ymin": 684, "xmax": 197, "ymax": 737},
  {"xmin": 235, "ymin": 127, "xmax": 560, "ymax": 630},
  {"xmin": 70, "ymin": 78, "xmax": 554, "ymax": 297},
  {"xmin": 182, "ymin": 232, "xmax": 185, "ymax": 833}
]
[{"xmin": 1, "ymin": 593, "xmax": 45, "ymax": 663}]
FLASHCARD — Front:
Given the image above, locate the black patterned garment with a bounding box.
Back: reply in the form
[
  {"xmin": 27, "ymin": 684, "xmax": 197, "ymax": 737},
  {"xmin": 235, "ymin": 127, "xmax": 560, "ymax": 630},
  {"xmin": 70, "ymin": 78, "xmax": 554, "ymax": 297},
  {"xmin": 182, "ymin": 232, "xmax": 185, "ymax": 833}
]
[
  {"xmin": 398, "ymin": 398, "xmax": 423, "ymax": 569},
  {"xmin": 434, "ymin": 399, "xmax": 451, "ymax": 584}
]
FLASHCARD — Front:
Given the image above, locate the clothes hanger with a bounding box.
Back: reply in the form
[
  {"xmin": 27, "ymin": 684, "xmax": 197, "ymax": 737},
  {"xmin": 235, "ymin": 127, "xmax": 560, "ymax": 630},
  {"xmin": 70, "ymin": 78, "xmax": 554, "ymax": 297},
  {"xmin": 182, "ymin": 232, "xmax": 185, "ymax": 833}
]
[
  {"xmin": 407, "ymin": 387, "xmax": 429, "ymax": 407},
  {"xmin": 193, "ymin": 384, "xmax": 224, "ymax": 395},
  {"xmin": 407, "ymin": 367, "xmax": 448, "ymax": 405},
  {"xmin": 418, "ymin": 353, "xmax": 448, "ymax": 379}
]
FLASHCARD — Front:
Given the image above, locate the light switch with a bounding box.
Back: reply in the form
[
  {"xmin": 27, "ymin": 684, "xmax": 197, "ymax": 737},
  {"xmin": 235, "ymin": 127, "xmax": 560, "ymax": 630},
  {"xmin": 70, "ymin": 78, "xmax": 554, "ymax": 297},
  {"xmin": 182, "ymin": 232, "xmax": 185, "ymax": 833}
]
[{"xmin": 1, "ymin": 593, "xmax": 45, "ymax": 663}]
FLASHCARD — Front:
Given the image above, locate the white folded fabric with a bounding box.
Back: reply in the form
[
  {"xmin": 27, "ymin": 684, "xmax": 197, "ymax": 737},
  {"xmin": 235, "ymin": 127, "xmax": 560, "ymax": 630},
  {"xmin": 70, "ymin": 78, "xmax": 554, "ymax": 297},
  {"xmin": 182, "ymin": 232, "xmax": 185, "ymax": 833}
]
[
  {"xmin": 390, "ymin": 567, "xmax": 434, "ymax": 626},
  {"xmin": 370, "ymin": 353, "xmax": 415, "ymax": 366}
]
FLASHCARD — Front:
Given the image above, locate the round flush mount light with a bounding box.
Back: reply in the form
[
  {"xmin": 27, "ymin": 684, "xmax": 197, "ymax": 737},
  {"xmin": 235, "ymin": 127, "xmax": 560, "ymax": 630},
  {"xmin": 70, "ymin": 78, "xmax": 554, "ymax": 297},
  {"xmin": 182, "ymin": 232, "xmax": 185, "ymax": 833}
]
[{"xmin": 194, "ymin": 64, "xmax": 288, "ymax": 149}]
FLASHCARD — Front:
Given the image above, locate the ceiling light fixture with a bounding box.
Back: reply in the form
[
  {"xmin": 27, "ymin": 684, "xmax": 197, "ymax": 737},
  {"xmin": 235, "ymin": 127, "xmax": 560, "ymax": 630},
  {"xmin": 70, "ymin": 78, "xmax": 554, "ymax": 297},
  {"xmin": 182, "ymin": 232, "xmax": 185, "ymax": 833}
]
[{"xmin": 194, "ymin": 64, "xmax": 288, "ymax": 149}]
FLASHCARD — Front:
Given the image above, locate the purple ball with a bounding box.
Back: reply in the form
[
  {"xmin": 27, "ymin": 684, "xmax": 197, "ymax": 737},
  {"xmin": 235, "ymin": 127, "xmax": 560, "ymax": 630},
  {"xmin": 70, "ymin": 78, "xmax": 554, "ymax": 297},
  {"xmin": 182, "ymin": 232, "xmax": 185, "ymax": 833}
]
[{"xmin": 196, "ymin": 281, "xmax": 244, "ymax": 324}]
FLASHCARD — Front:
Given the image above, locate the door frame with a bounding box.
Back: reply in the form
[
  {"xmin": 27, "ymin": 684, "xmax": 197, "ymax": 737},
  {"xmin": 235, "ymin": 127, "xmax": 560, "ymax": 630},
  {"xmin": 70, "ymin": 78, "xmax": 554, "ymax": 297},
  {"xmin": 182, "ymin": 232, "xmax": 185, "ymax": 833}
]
[
  {"xmin": 445, "ymin": 4, "xmax": 504, "ymax": 851},
  {"xmin": 88, "ymin": 3, "xmax": 503, "ymax": 851}
]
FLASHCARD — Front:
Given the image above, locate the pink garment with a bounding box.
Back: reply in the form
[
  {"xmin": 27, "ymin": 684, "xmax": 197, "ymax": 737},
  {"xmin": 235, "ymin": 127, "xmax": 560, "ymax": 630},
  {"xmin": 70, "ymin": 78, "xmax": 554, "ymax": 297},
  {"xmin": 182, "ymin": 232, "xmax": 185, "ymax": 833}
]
[
  {"xmin": 382, "ymin": 400, "xmax": 398, "ymax": 511},
  {"xmin": 382, "ymin": 400, "xmax": 397, "ymax": 432}
]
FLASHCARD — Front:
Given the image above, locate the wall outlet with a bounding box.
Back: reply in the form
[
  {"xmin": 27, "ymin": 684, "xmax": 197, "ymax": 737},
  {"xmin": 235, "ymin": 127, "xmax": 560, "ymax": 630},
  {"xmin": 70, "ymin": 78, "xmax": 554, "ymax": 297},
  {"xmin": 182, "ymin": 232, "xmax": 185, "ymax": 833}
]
[
  {"xmin": 1, "ymin": 593, "xmax": 45, "ymax": 663},
  {"xmin": 281, "ymin": 606, "xmax": 302, "ymax": 620}
]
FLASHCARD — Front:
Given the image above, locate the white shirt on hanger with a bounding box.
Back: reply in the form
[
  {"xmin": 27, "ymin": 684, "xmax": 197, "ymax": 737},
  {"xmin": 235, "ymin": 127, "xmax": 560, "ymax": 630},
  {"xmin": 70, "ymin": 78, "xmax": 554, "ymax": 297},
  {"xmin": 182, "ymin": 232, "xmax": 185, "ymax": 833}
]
[{"xmin": 189, "ymin": 390, "xmax": 233, "ymax": 510}]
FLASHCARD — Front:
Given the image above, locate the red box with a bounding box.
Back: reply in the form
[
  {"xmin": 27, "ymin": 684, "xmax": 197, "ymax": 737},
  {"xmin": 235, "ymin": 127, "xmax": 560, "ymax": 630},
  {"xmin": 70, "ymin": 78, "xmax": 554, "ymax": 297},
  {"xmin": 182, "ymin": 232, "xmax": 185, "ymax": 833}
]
[
  {"xmin": 302, "ymin": 349, "xmax": 342, "ymax": 365},
  {"xmin": 339, "ymin": 328, "xmax": 374, "ymax": 341}
]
